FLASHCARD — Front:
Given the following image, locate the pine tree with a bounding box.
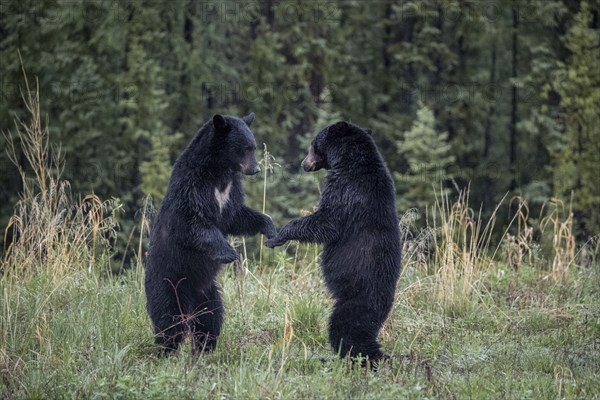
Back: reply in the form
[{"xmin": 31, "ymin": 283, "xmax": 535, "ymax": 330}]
[
  {"xmin": 551, "ymin": 1, "xmax": 600, "ymax": 236},
  {"xmin": 139, "ymin": 132, "xmax": 181, "ymax": 203},
  {"xmin": 396, "ymin": 104, "xmax": 455, "ymax": 213}
]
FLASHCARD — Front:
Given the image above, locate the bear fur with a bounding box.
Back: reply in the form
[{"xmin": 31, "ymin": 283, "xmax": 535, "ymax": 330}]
[
  {"xmin": 145, "ymin": 112, "xmax": 277, "ymax": 354},
  {"xmin": 266, "ymin": 121, "xmax": 401, "ymax": 363}
]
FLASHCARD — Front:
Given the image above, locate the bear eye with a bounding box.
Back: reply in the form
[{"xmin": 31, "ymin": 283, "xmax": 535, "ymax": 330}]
[{"xmin": 245, "ymin": 145, "xmax": 254, "ymax": 152}]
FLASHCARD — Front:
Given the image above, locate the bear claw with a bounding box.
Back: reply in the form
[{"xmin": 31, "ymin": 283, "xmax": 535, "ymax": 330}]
[{"xmin": 265, "ymin": 237, "xmax": 286, "ymax": 248}]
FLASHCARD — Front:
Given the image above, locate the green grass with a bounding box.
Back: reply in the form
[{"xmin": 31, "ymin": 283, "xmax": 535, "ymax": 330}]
[
  {"xmin": 1, "ymin": 258, "xmax": 599, "ymax": 399},
  {"xmin": 2, "ymin": 74, "xmax": 599, "ymax": 399}
]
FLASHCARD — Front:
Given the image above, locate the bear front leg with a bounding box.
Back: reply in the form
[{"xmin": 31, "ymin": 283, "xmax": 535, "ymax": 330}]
[
  {"xmin": 192, "ymin": 226, "xmax": 238, "ymax": 264},
  {"xmin": 265, "ymin": 209, "xmax": 338, "ymax": 247},
  {"xmin": 226, "ymin": 206, "xmax": 277, "ymax": 238}
]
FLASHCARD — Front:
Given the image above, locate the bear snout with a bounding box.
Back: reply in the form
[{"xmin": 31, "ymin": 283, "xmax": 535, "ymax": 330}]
[
  {"xmin": 302, "ymin": 155, "xmax": 318, "ymax": 172},
  {"xmin": 301, "ymin": 145, "xmax": 322, "ymax": 172},
  {"xmin": 242, "ymin": 163, "xmax": 261, "ymax": 175}
]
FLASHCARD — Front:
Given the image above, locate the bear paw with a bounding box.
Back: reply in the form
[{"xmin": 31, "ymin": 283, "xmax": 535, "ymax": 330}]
[
  {"xmin": 265, "ymin": 236, "xmax": 287, "ymax": 248},
  {"xmin": 214, "ymin": 247, "xmax": 238, "ymax": 264},
  {"xmin": 263, "ymin": 218, "xmax": 278, "ymax": 239}
]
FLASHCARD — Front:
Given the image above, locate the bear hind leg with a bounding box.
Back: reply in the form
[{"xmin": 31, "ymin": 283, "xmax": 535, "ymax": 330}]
[
  {"xmin": 189, "ymin": 283, "xmax": 224, "ymax": 354},
  {"xmin": 154, "ymin": 323, "xmax": 186, "ymax": 355},
  {"xmin": 328, "ymin": 299, "xmax": 386, "ymax": 361},
  {"xmin": 151, "ymin": 308, "xmax": 187, "ymax": 355},
  {"xmin": 147, "ymin": 277, "xmax": 192, "ymax": 355}
]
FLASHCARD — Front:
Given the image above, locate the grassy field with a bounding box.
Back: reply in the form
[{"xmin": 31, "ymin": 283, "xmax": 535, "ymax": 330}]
[
  {"xmin": 1, "ymin": 245, "xmax": 599, "ymax": 399},
  {"xmin": 1, "ymin": 82, "xmax": 599, "ymax": 399}
]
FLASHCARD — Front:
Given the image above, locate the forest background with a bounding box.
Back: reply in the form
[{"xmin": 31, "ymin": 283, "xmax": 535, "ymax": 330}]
[{"xmin": 1, "ymin": 0, "xmax": 598, "ymax": 263}]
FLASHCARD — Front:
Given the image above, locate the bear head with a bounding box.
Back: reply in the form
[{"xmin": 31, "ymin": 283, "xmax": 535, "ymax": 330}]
[
  {"xmin": 301, "ymin": 121, "xmax": 373, "ymax": 172},
  {"xmin": 211, "ymin": 112, "xmax": 261, "ymax": 175}
]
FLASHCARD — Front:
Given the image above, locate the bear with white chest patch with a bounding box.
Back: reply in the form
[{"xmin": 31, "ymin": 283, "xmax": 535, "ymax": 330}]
[{"xmin": 144, "ymin": 112, "xmax": 276, "ymax": 355}]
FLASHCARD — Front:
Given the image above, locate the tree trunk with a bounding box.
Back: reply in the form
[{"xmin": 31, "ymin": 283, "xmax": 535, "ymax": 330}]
[
  {"xmin": 510, "ymin": 6, "xmax": 519, "ymax": 189},
  {"xmin": 380, "ymin": 2, "xmax": 392, "ymax": 114},
  {"xmin": 400, "ymin": 11, "xmax": 415, "ymax": 113},
  {"xmin": 483, "ymin": 42, "xmax": 497, "ymax": 159}
]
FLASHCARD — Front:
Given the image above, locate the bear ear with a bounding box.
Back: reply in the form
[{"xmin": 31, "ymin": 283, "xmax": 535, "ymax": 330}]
[
  {"xmin": 334, "ymin": 121, "xmax": 349, "ymax": 130},
  {"xmin": 212, "ymin": 114, "xmax": 228, "ymax": 132},
  {"xmin": 365, "ymin": 128, "xmax": 373, "ymax": 135},
  {"xmin": 329, "ymin": 121, "xmax": 349, "ymax": 135},
  {"xmin": 242, "ymin": 112, "xmax": 255, "ymax": 126}
]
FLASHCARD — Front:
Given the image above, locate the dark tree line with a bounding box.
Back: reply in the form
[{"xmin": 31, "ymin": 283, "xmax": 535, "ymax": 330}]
[{"xmin": 1, "ymin": 1, "xmax": 598, "ymax": 260}]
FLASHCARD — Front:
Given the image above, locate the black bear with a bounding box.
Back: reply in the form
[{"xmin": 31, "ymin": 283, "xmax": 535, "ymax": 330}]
[
  {"xmin": 145, "ymin": 112, "xmax": 277, "ymax": 354},
  {"xmin": 265, "ymin": 121, "xmax": 401, "ymax": 364}
]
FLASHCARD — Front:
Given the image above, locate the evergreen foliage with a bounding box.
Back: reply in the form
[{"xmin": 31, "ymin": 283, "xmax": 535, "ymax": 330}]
[
  {"xmin": 396, "ymin": 104, "xmax": 455, "ymax": 212},
  {"xmin": 1, "ymin": 0, "xmax": 599, "ymax": 260}
]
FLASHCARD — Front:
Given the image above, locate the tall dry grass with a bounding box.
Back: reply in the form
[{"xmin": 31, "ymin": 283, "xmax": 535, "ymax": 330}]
[
  {"xmin": 397, "ymin": 186, "xmax": 539, "ymax": 314},
  {"xmin": 258, "ymin": 143, "xmax": 279, "ymax": 267},
  {"xmin": 399, "ymin": 182, "xmax": 598, "ymax": 315},
  {"xmin": 427, "ymin": 187, "xmax": 505, "ymax": 313},
  {"xmin": 540, "ymin": 197, "xmax": 576, "ymax": 282},
  {"xmin": 1, "ymin": 69, "xmax": 118, "ymax": 282},
  {"xmin": 505, "ymin": 196, "xmax": 533, "ymax": 270}
]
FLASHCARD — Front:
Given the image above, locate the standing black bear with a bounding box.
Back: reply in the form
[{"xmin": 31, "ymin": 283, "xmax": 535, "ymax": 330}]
[
  {"xmin": 265, "ymin": 121, "xmax": 401, "ymax": 364},
  {"xmin": 145, "ymin": 112, "xmax": 277, "ymax": 354}
]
